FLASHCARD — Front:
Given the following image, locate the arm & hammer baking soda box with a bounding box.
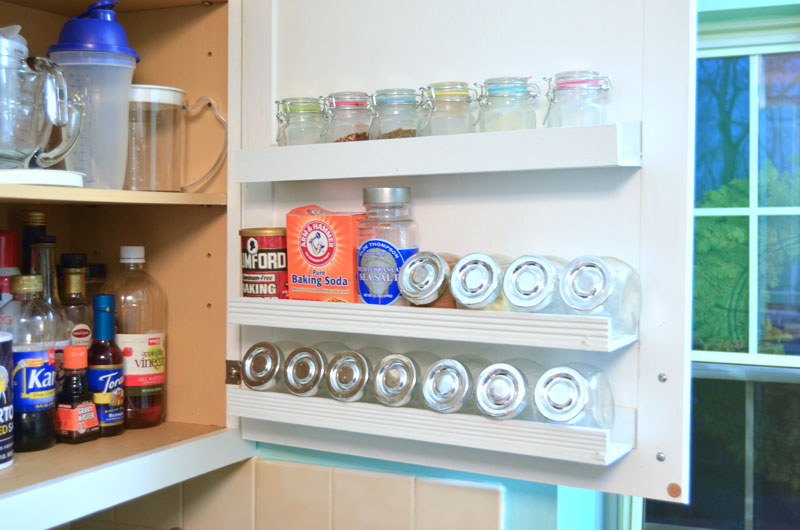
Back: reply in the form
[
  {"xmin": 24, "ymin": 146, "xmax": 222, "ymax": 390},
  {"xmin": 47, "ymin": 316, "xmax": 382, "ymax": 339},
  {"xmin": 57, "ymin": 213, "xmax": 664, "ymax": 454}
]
[{"xmin": 287, "ymin": 205, "xmax": 365, "ymax": 303}]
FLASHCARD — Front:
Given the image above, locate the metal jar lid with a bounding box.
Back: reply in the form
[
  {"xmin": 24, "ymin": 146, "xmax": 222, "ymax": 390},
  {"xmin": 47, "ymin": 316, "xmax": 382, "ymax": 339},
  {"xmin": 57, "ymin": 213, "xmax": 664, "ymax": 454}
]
[
  {"xmin": 450, "ymin": 253, "xmax": 503, "ymax": 309},
  {"xmin": 373, "ymin": 354, "xmax": 418, "ymax": 407},
  {"xmin": 284, "ymin": 346, "xmax": 326, "ymax": 396},
  {"xmin": 559, "ymin": 256, "xmax": 614, "ymax": 312},
  {"xmin": 398, "ymin": 251, "xmax": 450, "ymax": 305},
  {"xmin": 11, "ymin": 274, "xmax": 43, "ymax": 293},
  {"xmin": 475, "ymin": 363, "xmax": 528, "ymax": 419},
  {"xmin": 239, "ymin": 227, "xmax": 287, "ymax": 237},
  {"xmin": 421, "ymin": 359, "xmax": 471, "ymax": 413},
  {"xmin": 241, "ymin": 342, "xmax": 282, "ymax": 391},
  {"xmin": 503, "ymin": 255, "xmax": 559, "ymax": 311},
  {"xmin": 363, "ymin": 187, "xmax": 411, "ymax": 205},
  {"xmin": 533, "ymin": 366, "xmax": 589, "ymax": 423},
  {"xmin": 326, "ymin": 351, "xmax": 371, "ymax": 402}
]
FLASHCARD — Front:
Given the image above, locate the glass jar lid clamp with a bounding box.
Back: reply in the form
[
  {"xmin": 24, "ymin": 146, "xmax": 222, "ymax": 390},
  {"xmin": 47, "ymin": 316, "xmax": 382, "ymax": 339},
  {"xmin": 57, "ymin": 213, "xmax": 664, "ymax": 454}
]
[
  {"xmin": 476, "ymin": 77, "xmax": 540, "ymax": 104},
  {"xmin": 544, "ymin": 70, "xmax": 612, "ymax": 103}
]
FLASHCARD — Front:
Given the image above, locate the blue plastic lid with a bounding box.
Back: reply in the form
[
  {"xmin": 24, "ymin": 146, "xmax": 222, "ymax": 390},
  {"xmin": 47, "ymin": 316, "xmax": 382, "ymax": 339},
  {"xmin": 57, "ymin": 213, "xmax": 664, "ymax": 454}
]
[{"xmin": 48, "ymin": 1, "xmax": 139, "ymax": 61}]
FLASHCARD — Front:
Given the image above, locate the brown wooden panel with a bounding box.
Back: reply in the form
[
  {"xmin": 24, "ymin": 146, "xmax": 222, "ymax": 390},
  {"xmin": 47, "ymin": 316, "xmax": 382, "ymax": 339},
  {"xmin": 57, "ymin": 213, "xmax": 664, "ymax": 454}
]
[
  {"xmin": 0, "ymin": 1, "xmax": 66, "ymax": 56},
  {"xmin": 3, "ymin": 1, "xmax": 225, "ymax": 17}
]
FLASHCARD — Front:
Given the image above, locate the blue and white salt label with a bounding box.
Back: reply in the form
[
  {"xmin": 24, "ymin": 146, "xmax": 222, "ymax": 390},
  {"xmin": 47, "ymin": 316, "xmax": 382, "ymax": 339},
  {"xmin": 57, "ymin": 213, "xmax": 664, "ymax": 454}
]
[{"xmin": 358, "ymin": 240, "xmax": 418, "ymax": 305}]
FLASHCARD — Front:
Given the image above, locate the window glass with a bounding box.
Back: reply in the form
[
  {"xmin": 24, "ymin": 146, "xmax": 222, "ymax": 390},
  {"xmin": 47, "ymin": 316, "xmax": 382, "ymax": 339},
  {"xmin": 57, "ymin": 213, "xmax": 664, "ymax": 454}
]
[
  {"xmin": 696, "ymin": 56, "xmax": 750, "ymax": 208},
  {"xmin": 694, "ymin": 216, "xmax": 750, "ymax": 352},
  {"xmin": 759, "ymin": 52, "xmax": 800, "ymax": 207},
  {"xmin": 758, "ymin": 216, "xmax": 800, "ymax": 354}
]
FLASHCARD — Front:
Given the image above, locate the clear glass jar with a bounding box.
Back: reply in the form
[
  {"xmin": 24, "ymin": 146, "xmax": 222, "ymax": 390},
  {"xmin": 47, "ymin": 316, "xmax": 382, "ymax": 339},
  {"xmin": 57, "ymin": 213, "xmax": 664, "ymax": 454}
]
[
  {"xmin": 502, "ymin": 255, "xmax": 567, "ymax": 313},
  {"xmin": 421, "ymin": 354, "xmax": 487, "ymax": 413},
  {"xmin": 372, "ymin": 350, "xmax": 438, "ymax": 408},
  {"xmin": 558, "ymin": 255, "xmax": 641, "ymax": 337},
  {"xmin": 476, "ymin": 77, "xmax": 539, "ymax": 132},
  {"xmin": 532, "ymin": 363, "xmax": 614, "ymax": 428},
  {"xmin": 449, "ymin": 253, "xmax": 509, "ymax": 311},
  {"xmin": 323, "ymin": 91, "xmax": 372, "ymax": 143},
  {"xmin": 325, "ymin": 346, "xmax": 385, "ymax": 403},
  {"xmin": 241, "ymin": 340, "xmax": 301, "ymax": 391},
  {"xmin": 475, "ymin": 358, "xmax": 545, "ymax": 420},
  {"xmin": 369, "ymin": 88, "xmax": 420, "ymax": 139},
  {"xmin": 275, "ymin": 97, "xmax": 328, "ymax": 146},
  {"xmin": 357, "ymin": 187, "xmax": 419, "ymax": 306},
  {"xmin": 398, "ymin": 251, "xmax": 458, "ymax": 308},
  {"xmin": 419, "ymin": 81, "xmax": 478, "ymax": 136},
  {"xmin": 544, "ymin": 70, "xmax": 612, "ymax": 128}
]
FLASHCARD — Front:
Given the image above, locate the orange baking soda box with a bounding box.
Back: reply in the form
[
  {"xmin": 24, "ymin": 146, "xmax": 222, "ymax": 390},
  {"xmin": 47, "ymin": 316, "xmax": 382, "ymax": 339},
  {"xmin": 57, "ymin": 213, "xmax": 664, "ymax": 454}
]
[{"xmin": 287, "ymin": 205, "xmax": 365, "ymax": 303}]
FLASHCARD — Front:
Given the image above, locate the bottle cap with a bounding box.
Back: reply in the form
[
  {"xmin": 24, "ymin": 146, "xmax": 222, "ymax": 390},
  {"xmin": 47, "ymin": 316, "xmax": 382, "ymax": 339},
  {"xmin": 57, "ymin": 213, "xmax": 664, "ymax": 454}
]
[
  {"xmin": 32, "ymin": 235, "xmax": 57, "ymax": 245},
  {"xmin": 120, "ymin": 246, "xmax": 145, "ymax": 263},
  {"xmin": 421, "ymin": 359, "xmax": 471, "ymax": 413},
  {"xmin": 48, "ymin": 1, "xmax": 140, "ymax": 61},
  {"xmin": 363, "ymin": 187, "xmax": 411, "ymax": 205},
  {"xmin": 63, "ymin": 345, "xmax": 88, "ymax": 369},
  {"xmin": 22, "ymin": 211, "xmax": 46, "ymax": 226},
  {"xmin": 0, "ymin": 231, "xmax": 18, "ymax": 269},
  {"xmin": 0, "ymin": 25, "xmax": 29, "ymax": 59},
  {"xmin": 61, "ymin": 253, "xmax": 88, "ymax": 269},
  {"xmin": 93, "ymin": 293, "xmax": 115, "ymax": 311},
  {"xmin": 11, "ymin": 274, "xmax": 43, "ymax": 293}
]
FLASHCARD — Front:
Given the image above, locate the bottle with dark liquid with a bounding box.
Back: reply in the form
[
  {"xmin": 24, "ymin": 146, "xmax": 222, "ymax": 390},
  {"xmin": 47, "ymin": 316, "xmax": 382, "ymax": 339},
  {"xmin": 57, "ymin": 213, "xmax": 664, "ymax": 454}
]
[
  {"xmin": 56, "ymin": 345, "xmax": 99, "ymax": 444},
  {"xmin": 0, "ymin": 275, "xmax": 56, "ymax": 452},
  {"xmin": 88, "ymin": 295, "xmax": 124, "ymax": 437}
]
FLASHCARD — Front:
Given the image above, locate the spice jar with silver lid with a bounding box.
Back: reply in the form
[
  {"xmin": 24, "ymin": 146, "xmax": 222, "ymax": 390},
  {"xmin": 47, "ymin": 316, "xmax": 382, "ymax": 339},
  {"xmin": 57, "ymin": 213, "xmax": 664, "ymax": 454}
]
[
  {"xmin": 476, "ymin": 77, "xmax": 540, "ymax": 132},
  {"xmin": 369, "ymin": 88, "xmax": 421, "ymax": 139},
  {"xmin": 533, "ymin": 363, "xmax": 614, "ymax": 428},
  {"xmin": 398, "ymin": 251, "xmax": 458, "ymax": 308},
  {"xmin": 283, "ymin": 341, "xmax": 346, "ymax": 397},
  {"xmin": 373, "ymin": 350, "xmax": 438, "ymax": 408},
  {"xmin": 419, "ymin": 81, "xmax": 479, "ymax": 136},
  {"xmin": 325, "ymin": 346, "xmax": 384, "ymax": 403},
  {"xmin": 323, "ymin": 91, "xmax": 372, "ymax": 143},
  {"xmin": 241, "ymin": 340, "xmax": 300, "ymax": 391},
  {"xmin": 449, "ymin": 253, "xmax": 509, "ymax": 311},
  {"xmin": 421, "ymin": 355, "xmax": 487, "ymax": 413},
  {"xmin": 275, "ymin": 97, "xmax": 328, "ymax": 146},
  {"xmin": 558, "ymin": 255, "xmax": 641, "ymax": 337},
  {"xmin": 502, "ymin": 255, "xmax": 566, "ymax": 313},
  {"xmin": 543, "ymin": 70, "xmax": 612, "ymax": 128},
  {"xmin": 475, "ymin": 358, "xmax": 545, "ymax": 420}
]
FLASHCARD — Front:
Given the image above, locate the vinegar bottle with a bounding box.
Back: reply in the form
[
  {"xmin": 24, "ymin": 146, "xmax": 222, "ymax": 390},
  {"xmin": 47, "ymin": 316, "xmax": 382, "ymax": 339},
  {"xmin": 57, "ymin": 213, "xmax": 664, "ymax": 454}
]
[{"xmin": 106, "ymin": 246, "xmax": 166, "ymax": 428}]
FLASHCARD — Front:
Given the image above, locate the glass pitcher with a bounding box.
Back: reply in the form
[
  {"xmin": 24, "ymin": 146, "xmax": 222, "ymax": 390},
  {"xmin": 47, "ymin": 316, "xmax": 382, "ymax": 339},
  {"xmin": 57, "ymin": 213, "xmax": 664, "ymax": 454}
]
[{"xmin": 0, "ymin": 26, "xmax": 83, "ymax": 170}]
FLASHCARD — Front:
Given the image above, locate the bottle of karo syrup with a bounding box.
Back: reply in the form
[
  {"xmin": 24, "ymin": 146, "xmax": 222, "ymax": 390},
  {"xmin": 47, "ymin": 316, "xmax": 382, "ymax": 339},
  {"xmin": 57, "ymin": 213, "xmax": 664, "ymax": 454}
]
[
  {"xmin": 105, "ymin": 246, "xmax": 166, "ymax": 429},
  {"xmin": 88, "ymin": 295, "xmax": 124, "ymax": 437},
  {"xmin": 57, "ymin": 345, "xmax": 99, "ymax": 443}
]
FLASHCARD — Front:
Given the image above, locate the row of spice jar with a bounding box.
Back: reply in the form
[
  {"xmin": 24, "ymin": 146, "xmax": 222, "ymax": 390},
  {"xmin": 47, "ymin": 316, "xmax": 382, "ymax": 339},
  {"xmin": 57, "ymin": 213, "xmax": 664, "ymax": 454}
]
[
  {"xmin": 241, "ymin": 340, "xmax": 614, "ymax": 428},
  {"xmin": 275, "ymin": 70, "xmax": 613, "ymax": 145}
]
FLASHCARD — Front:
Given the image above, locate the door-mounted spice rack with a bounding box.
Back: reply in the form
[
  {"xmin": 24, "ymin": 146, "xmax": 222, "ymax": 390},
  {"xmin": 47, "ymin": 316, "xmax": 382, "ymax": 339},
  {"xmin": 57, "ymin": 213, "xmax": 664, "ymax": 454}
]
[
  {"xmin": 227, "ymin": 297, "xmax": 638, "ymax": 352},
  {"xmin": 234, "ymin": 122, "xmax": 642, "ymax": 183}
]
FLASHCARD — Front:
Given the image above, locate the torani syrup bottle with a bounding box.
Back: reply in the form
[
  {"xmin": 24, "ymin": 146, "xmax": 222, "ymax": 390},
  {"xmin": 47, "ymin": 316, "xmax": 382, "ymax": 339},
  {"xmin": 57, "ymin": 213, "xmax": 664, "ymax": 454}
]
[{"xmin": 88, "ymin": 295, "xmax": 124, "ymax": 437}]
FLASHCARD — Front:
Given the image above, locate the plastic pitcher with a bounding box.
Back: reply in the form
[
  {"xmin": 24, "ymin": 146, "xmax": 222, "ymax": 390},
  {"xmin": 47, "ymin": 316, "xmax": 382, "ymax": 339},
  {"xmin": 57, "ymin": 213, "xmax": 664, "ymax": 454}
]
[{"xmin": 48, "ymin": 1, "xmax": 139, "ymax": 189}]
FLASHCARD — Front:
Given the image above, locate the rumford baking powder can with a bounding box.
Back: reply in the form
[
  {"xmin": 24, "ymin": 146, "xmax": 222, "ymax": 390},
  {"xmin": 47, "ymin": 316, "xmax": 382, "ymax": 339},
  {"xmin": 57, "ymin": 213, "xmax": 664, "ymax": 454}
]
[{"xmin": 240, "ymin": 228, "xmax": 289, "ymax": 298}]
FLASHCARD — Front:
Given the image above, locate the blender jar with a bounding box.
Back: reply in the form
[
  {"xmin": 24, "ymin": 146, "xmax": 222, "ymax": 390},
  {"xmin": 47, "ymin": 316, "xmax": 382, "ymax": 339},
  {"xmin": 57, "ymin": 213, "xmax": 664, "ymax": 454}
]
[
  {"xmin": 49, "ymin": 1, "xmax": 139, "ymax": 189},
  {"xmin": 125, "ymin": 85, "xmax": 227, "ymax": 192}
]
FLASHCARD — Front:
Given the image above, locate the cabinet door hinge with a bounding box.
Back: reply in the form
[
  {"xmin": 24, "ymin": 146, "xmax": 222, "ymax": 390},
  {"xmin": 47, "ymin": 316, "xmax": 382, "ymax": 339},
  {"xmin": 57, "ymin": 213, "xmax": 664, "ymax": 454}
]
[{"xmin": 226, "ymin": 360, "xmax": 242, "ymax": 385}]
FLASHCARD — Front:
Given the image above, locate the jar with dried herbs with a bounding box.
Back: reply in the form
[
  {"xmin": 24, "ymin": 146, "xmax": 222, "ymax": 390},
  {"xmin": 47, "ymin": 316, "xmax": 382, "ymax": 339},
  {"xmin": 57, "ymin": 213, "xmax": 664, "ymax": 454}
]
[
  {"xmin": 369, "ymin": 89, "xmax": 420, "ymax": 140},
  {"xmin": 323, "ymin": 91, "xmax": 372, "ymax": 143}
]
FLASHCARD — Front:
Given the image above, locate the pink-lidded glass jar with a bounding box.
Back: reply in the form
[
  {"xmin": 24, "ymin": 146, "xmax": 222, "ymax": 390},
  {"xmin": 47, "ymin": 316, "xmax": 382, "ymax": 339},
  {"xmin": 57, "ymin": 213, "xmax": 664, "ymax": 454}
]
[
  {"xmin": 544, "ymin": 70, "xmax": 612, "ymax": 128},
  {"xmin": 322, "ymin": 91, "xmax": 372, "ymax": 142}
]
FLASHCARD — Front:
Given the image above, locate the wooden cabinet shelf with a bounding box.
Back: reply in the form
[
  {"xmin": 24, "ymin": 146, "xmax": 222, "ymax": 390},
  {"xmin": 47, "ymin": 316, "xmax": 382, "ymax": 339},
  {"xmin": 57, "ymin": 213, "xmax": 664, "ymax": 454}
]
[{"xmin": 0, "ymin": 184, "xmax": 226, "ymax": 206}]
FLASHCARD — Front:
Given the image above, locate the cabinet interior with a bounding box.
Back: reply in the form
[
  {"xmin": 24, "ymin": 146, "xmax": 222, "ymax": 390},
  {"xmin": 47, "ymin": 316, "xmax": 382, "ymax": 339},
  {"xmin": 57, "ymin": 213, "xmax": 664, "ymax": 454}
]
[{"xmin": 0, "ymin": 1, "xmax": 230, "ymax": 427}]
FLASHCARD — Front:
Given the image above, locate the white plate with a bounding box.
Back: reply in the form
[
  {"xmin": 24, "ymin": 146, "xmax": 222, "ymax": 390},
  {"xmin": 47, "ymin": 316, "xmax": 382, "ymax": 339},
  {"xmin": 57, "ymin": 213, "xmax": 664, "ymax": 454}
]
[{"xmin": 0, "ymin": 169, "xmax": 85, "ymax": 187}]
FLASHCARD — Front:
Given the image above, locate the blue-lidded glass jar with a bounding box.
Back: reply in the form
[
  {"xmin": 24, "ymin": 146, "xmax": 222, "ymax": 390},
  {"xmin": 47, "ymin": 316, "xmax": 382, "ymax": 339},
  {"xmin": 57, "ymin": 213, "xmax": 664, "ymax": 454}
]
[
  {"xmin": 369, "ymin": 88, "xmax": 421, "ymax": 139},
  {"xmin": 476, "ymin": 77, "xmax": 540, "ymax": 132}
]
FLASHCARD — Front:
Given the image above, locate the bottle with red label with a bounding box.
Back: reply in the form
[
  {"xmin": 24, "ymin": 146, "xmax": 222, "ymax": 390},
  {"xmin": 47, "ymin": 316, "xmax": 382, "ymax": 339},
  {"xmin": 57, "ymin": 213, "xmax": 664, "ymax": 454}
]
[
  {"xmin": 104, "ymin": 246, "xmax": 166, "ymax": 428},
  {"xmin": 60, "ymin": 253, "xmax": 93, "ymax": 347},
  {"xmin": 57, "ymin": 345, "xmax": 99, "ymax": 443},
  {"xmin": 0, "ymin": 231, "xmax": 20, "ymax": 311}
]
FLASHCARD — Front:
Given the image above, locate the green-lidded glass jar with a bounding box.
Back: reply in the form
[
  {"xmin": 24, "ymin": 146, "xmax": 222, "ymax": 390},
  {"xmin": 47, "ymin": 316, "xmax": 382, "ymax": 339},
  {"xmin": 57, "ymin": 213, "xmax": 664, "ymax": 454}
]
[
  {"xmin": 275, "ymin": 97, "xmax": 328, "ymax": 146},
  {"xmin": 476, "ymin": 77, "xmax": 540, "ymax": 132},
  {"xmin": 369, "ymin": 88, "xmax": 421, "ymax": 140},
  {"xmin": 419, "ymin": 81, "xmax": 479, "ymax": 136}
]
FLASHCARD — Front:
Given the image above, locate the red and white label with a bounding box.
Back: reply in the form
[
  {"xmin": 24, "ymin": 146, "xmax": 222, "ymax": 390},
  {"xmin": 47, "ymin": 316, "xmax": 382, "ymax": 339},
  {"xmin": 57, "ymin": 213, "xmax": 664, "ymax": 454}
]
[
  {"xmin": 118, "ymin": 333, "xmax": 166, "ymax": 395},
  {"xmin": 70, "ymin": 324, "xmax": 92, "ymax": 347},
  {"xmin": 299, "ymin": 221, "xmax": 336, "ymax": 267}
]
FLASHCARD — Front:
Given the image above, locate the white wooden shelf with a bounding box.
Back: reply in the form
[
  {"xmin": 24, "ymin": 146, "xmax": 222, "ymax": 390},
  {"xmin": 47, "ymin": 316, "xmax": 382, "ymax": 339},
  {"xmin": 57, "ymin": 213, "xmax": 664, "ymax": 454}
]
[
  {"xmin": 235, "ymin": 122, "xmax": 642, "ymax": 183},
  {"xmin": 228, "ymin": 297, "xmax": 637, "ymax": 351},
  {"xmin": 0, "ymin": 422, "xmax": 255, "ymax": 530},
  {"xmin": 0, "ymin": 184, "xmax": 226, "ymax": 206},
  {"xmin": 228, "ymin": 388, "xmax": 635, "ymax": 466}
]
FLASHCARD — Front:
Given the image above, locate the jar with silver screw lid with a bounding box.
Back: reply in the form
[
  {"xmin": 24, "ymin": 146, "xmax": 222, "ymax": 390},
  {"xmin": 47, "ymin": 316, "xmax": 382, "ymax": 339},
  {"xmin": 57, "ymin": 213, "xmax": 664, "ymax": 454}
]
[
  {"xmin": 283, "ymin": 341, "xmax": 347, "ymax": 397},
  {"xmin": 476, "ymin": 77, "xmax": 540, "ymax": 132},
  {"xmin": 475, "ymin": 358, "xmax": 545, "ymax": 420},
  {"xmin": 502, "ymin": 255, "xmax": 567, "ymax": 313},
  {"xmin": 421, "ymin": 354, "xmax": 487, "ymax": 414},
  {"xmin": 372, "ymin": 350, "xmax": 438, "ymax": 408},
  {"xmin": 241, "ymin": 340, "xmax": 301, "ymax": 391},
  {"xmin": 543, "ymin": 70, "xmax": 612, "ymax": 128},
  {"xmin": 533, "ymin": 363, "xmax": 614, "ymax": 428},
  {"xmin": 275, "ymin": 97, "xmax": 328, "ymax": 146}
]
